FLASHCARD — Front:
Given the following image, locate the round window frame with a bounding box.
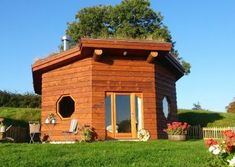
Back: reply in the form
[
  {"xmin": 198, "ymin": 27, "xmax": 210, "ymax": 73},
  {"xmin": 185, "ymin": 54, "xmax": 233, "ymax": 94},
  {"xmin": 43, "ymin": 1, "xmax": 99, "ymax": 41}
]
[
  {"xmin": 162, "ymin": 96, "xmax": 170, "ymax": 119},
  {"xmin": 56, "ymin": 95, "xmax": 76, "ymax": 120}
]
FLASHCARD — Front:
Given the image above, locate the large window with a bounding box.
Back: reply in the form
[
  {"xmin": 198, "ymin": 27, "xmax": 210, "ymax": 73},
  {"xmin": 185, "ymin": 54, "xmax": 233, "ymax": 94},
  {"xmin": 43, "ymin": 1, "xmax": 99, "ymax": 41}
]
[
  {"xmin": 105, "ymin": 92, "xmax": 143, "ymax": 139},
  {"xmin": 116, "ymin": 95, "xmax": 131, "ymax": 133},
  {"xmin": 57, "ymin": 95, "xmax": 75, "ymax": 119},
  {"xmin": 162, "ymin": 96, "xmax": 170, "ymax": 119}
]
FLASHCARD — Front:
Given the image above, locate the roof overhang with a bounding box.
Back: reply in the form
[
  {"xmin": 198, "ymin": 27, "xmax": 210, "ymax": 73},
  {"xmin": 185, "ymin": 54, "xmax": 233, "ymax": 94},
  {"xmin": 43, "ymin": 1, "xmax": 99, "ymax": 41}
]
[{"xmin": 32, "ymin": 38, "xmax": 184, "ymax": 94}]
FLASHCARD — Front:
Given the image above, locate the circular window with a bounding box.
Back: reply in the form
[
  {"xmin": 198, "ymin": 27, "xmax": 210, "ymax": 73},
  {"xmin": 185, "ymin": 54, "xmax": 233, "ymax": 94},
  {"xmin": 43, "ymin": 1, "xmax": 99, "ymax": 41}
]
[
  {"xmin": 57, "ymin": 96, "xmax": 75, "ymax": 119},
  {"xmin": 162, "ymin": 97, "xmax": 170, "ymax": 118}
]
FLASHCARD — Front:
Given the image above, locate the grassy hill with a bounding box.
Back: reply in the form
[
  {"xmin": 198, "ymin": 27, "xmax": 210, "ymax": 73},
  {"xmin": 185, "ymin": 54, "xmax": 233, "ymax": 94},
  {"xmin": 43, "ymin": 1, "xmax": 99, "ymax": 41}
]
[
  {"xmin": 178, "ymin": 109, "xmax": 235, "ymax": 127},
  {"xmin": 0, "ymin": 107, "xmax": 235, "ymax": 128},
  {"xmin": 0, "ymin": 107, "xmax": 40, "ymax": 127}
]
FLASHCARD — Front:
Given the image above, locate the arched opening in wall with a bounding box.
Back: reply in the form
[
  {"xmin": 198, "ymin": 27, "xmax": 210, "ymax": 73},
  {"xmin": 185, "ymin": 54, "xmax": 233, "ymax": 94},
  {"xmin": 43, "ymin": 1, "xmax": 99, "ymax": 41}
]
[
  {"xmin": 57, "ymin": 95, "xmax": 75, "ymax": 119},
  {"xmin": 162, "ymin": 96, "xmax": 170, "ymax": 119}
]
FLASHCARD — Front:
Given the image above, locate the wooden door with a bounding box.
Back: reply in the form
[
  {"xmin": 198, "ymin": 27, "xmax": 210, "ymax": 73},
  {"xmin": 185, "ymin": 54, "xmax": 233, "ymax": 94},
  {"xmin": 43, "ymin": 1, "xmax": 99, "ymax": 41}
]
[{"xmin": 105, "ymin": 92, "xmax": 143, "ymax": 139}]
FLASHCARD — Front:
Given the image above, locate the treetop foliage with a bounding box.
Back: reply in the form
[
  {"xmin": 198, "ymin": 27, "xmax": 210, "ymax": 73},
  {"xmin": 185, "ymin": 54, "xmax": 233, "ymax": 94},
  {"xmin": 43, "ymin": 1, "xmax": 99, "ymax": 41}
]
[
  {"xmin": 226, "ymin": 98, "xmax": 235, "ymax": 113},
  {"xmin": 66, "ymin": 0, "xmax": 191, "ymax": 74},
  {"xmin": 192, "ymin": 102, "xmax": 203, "ymax": 110}
]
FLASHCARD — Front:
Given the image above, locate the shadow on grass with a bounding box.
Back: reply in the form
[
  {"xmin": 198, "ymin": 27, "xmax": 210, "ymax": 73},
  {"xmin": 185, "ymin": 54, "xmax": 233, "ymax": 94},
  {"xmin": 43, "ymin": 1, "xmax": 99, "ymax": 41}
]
[
  {"xmin": 3, "ymin": 118, "xmax": 28, "ymax": 128},
  {"xmin": 2, "ymin": 118, "xmax": 32, "ymax": 143},
  {"xmin": 178, "ymin": 112, "xmax": 224, "ymax": 127}
]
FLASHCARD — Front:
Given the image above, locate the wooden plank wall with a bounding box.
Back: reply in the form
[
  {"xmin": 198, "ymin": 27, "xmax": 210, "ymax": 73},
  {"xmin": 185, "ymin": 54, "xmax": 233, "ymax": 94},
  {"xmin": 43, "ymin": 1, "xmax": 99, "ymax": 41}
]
[
  {"xmin": 40, "ymin": 53, "xmax": 179, "ymax": 141},
  {"xmin": 92, "ymin": 55, "xmax": 158, "ymax": 140},
  {"xmin": 41, "ymin": 58, "xmax": 93, "ymax": 141},
  {"xmin": 155, "ymin": 62, "xmax": 178, "ymax": 139}
]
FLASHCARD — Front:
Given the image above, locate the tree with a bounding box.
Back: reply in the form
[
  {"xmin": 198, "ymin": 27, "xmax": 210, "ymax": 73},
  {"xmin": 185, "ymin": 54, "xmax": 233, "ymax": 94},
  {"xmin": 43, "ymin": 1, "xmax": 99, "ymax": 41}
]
[
  {"xmin": 192, "ymin": 102, "xmax": 203, "ymax": 110},
  {"xmin": 65, "ymin": 0, "xmax": 191, "ymax": 74},
  {"xmin": 226, "ymin": 98, "xmax": 235, "ymax": 113}
]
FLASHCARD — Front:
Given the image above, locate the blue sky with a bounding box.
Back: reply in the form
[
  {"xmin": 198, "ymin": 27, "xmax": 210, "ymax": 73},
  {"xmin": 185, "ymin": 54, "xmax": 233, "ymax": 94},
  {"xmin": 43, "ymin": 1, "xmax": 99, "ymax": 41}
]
[{"xmin": 0, "ymin": 0, "xmax": 235, "ymax": 112}]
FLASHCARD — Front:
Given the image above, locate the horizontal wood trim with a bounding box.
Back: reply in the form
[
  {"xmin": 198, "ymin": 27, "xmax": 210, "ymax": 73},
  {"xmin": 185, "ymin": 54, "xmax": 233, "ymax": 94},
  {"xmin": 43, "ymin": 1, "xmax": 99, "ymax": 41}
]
[
  {"xmin": 93, "ymin": 65, "xmax": 154, "ymax": 72},
  {"xmin": 81, "ymin": 38, "xmax": 172, "ymax": 51},
  {"xmin": 93, "ymin": 70, "xmax": 154, "ymax": 77}
]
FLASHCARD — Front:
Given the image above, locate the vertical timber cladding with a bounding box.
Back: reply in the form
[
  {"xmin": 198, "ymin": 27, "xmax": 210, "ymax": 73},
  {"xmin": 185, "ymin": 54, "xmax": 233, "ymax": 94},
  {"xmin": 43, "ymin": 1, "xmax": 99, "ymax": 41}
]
[
  {"xmin": 41, "ymin": 58, "xmax": 93, "ymax": 141},
  {"xmin": 91, "ymin": 54, "xmax": 158, "ymax": 140},
  {"xmin": 155, "ymin": 61, "xmax": 178, "ymax": 139}
]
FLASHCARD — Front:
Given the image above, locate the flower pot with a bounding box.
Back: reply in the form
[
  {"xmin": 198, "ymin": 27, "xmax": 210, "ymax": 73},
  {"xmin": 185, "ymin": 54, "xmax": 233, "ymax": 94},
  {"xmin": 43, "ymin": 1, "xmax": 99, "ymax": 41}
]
[
  {"xmin": 168, "ymin": 134, "xmax": 186, "ymax": 141},
  {"xmin": 45, "ymin": 118, "xmax": 50, "ymax": 124},
  {"xmin": 0, "ymin": 126, "xmax": 6, "ymax": 133},
  {"xmin": 51, "ymin": 119, "xmax": 56, "ymax": 124}
]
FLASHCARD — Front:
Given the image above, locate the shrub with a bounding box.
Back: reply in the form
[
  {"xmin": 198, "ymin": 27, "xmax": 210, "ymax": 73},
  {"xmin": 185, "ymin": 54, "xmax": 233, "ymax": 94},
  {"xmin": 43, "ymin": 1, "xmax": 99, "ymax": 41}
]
[
  {"xmin": 80, "ymin": 125, "xmax": 94, "ymax": 142},
  {"xmin": 0, "ymin": 90, "xmax": 40, "ymax": 108},
  {"xmin": 205, "ymin": 130, "xmax": 235, "ymax": 166}
]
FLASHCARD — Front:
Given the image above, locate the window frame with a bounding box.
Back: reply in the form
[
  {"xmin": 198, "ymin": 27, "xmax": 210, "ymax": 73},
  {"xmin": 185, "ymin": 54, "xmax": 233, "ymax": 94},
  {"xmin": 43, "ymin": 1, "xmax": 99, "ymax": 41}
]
[
  {"xmin": 162, "ymin": 96, "xmax": 170, "ymax": 119},
  {"xmin": 56, "ymin": 95, "xmax": 76, "ymax": 120},
  {"xmin": 105, "ymin": 92, "xmax": 144, "ymax": 139}
]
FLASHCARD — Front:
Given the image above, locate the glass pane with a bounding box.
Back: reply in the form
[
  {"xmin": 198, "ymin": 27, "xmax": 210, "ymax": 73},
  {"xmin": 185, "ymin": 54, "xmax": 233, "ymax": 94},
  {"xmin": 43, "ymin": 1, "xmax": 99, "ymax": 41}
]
[
  {"xmin": 116, "ymin": 95, "xmax": 131, "ymax": 133},
  {"xmin": 105, "ymin": 95, "xmax": 113, "ymax": 133},
  {"xmin": 135, "ymin": 96, "xmax": 142, "ymax": 131},
  {"xmin": 162, "ymin": 97, "xmax": 169, "ymax": 118}
]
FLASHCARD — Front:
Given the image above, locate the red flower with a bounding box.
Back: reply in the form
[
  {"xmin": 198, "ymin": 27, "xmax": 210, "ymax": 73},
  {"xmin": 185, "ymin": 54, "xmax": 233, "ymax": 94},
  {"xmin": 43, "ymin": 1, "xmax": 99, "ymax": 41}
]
[
  {"xmin": 205, "ymin": 139, "xmax": 218, "ymax": 147},
  {"xmin": 226, "ymin": 145, "xmax": 233, "ymax": 152},
  {"xmin": 223, "ymin": 130, "xmax": 235, "ymax": 139},
  {"xmin": 164, "ymin": 121, "xmax": 190, "ymax": 135}
]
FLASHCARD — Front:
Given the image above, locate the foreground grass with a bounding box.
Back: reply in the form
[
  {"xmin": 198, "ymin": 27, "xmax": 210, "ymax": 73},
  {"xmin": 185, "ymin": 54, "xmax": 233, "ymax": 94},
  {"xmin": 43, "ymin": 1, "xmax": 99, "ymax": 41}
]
[
  {"xmin": 178, "ymin": 109, "xmax": 235, "ymax": 127},
  {"xmin": 0, "ymin": 140, "xmax": 208, "ymax": 167}
]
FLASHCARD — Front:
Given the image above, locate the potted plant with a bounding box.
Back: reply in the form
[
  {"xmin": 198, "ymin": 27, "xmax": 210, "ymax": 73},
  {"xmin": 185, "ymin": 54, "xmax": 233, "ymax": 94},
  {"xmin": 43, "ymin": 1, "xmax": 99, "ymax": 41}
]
[
  {"xmin": 45, "ymin": 113, "xmax": 56, "ymax": 124},
  {"xmin": 164, "ymin": 122, "xmax": 190, "ymax": 141},
  {"xmin": 80, "ymin": 125, "xmax": 93, "ymax": 142},
  {"xmin": 49, "ymin": 113, "xmax": 56, "ymax": 124}
]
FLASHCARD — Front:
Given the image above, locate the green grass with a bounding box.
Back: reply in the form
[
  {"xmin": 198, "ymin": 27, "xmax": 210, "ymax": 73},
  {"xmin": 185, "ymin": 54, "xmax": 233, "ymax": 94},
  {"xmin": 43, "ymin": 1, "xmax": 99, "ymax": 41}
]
[
  {"xmin": 0, "ymin": 140, "xmax": 209, "ymax": 167},
  {"xmin": 178, "ymin": 109, "xmax": 235, "ymax": 127},
  {"xmin": 0, "ymin": 107, "xmax": 40, "ymax": 127}
]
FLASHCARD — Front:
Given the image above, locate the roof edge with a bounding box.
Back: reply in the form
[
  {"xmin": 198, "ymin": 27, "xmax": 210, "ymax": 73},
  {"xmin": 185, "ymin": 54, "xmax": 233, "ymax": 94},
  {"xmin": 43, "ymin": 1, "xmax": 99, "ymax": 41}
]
[
  {"xmin": 165, "ymin": 53, "xmax": 185, "ymax": 80},
  {"xmin": 32, "ymin": 46, "xmax": 81, "ymax": 72},
  {"xmin": 80, "ymin": 38, "xmax": 172, "ymax": 51}
]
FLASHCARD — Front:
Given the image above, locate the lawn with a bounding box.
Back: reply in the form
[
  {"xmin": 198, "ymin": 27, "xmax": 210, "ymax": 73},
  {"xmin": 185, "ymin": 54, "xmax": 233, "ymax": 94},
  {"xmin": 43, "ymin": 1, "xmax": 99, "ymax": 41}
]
[{"xmin": 0, "ymin": 140, "xmax": 209, "ymax": 167}]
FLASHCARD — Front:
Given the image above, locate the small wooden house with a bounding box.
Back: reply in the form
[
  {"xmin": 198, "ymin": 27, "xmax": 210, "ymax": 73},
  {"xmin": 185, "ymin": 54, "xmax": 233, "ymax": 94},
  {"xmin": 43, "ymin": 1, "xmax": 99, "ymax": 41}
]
[{"xmin": 32, "ymin": 38, "xmax": 184, "ymax": 141}]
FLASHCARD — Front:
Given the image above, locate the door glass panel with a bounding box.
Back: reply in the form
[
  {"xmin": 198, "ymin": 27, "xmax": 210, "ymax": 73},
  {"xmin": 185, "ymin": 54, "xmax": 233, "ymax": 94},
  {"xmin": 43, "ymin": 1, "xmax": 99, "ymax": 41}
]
[
  {"xmin": 105, "ymin": 95, "xmax": 113, "ymax": 133},
  {"xmin": 135, "ymin": 96, "xmax": 142, "ymax": 131},
  {"xmin": 116, "ymin": 95, "xmax": 131, "ymax": 133}
]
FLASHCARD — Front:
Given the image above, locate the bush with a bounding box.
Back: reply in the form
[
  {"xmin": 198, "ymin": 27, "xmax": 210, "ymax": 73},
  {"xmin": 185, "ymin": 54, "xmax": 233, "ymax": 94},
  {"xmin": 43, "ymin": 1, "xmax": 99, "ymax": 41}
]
[
  {"xmin": 80, "ymin": 125, "xmax": 94, "ymax": 142},
  {"xmin": 0, "ymin": 90, "xmax": 41, "ymax": 108}
]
